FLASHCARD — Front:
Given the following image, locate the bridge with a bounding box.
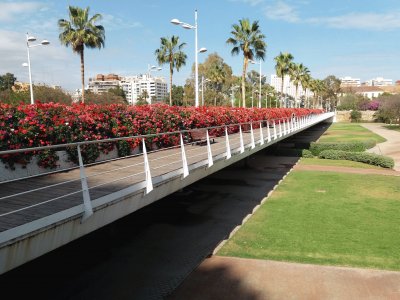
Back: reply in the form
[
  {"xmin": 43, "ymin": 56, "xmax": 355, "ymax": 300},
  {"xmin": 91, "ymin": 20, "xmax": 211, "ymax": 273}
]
[{"xmin": 0, "ymin": 112, "xmax": 334, "ymax": 274}]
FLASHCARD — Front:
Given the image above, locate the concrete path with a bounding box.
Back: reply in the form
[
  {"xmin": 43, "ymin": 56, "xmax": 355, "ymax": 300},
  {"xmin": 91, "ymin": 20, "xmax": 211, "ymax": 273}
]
[
  {"xmin": 169, "ymin": 256, "xmax": 400, "ymax": 300},
  {"xmin": 361, "ymin": 123, "xmax": 400, "ymax": 171}
]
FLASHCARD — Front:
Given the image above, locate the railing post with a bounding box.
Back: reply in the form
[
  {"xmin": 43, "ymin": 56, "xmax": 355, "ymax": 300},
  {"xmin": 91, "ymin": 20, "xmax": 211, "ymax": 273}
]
[
  {"xmin": 225, "ymin": 126, "xmax": 231, "ymax": 159},
  {"xmin": 77, "ymin": 145, "xmax": 93, "ymax": 222},
  {"xmin": 206, "ymin": 130, "xmax": 214, "ymax": 167},
  {"xmin": 273, "ymin": 121, "xmax": 277, "ymax": 140},
  {"xmin": 180, "ymin": 133, "xmax": 189, "ymax": 178},
  {"xmin": 239, "ymin": 125, "xmax": 245, "ymax": 153},
  {"xmin": 283, "ymin": 118, "xmax": 287, "ymax": 135},
  {"xmin": 279, "ymin": 120, "xmax": 283, "ymax": 137},
  {"xmin": 259, "ymin": 121, "xmax": 264, "ymax": 145},
  {"xmin": 250, "ymin": 123, "xmax": 255, "ymax": 149},
  {"xmin": 267, "ymin": 121, "xmax": 272, "ymax": 142},
  {"xmin": 142, "ymin": 139, "xmax": 153, "ymax": 194}
]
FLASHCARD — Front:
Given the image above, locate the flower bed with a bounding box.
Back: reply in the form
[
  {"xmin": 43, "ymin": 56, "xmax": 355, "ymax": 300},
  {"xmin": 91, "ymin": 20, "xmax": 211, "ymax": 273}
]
[{"xmin": 0, "ymin": 103, "xmax": 323, "ymax": 171}]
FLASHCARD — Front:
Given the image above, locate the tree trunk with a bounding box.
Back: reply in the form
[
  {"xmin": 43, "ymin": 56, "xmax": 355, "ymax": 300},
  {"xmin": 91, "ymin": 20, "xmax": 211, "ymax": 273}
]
[
  {"xmin": 242, "ymin": 57, "xmax": 248, "ymax": 108},
  {"xmin": 169, "ymin": 64, "xmax": 173, "ymax": 106},
  {"xmin": 280, "ymin": 75, "xmax": 284, "ymax": 108},
  {"xmin": 80, "ymin": 49, "xmax": 85, "ymax": 103},
  {"xmin": 295, "ymin": 85, "xmax": 298, "ymax": 108}
]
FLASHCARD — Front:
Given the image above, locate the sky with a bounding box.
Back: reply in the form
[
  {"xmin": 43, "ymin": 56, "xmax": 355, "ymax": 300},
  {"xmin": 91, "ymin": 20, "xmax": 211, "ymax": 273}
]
[{"xmin": 0, "ymin": 0, "xmax": 399, "ymax": 92}]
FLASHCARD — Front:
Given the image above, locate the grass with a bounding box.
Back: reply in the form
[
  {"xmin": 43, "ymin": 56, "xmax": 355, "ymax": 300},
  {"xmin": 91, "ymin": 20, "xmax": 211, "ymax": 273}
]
[
  {"xmin": 218, "ymin": 170, "xmax": 400, "ymax": 271},
  {"xmin": 319, "ymin": 123, "xmax": 386, "ymax": 144},
  {"xmin": 300, "ymin": 157, "xmax": 386, "ymax": 170}
]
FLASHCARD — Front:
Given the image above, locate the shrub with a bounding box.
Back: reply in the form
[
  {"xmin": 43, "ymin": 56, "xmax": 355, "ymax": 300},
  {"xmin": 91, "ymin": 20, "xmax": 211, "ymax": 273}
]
[
  {"xmin": 309, "ymin": 142, "xmax": 366, "ymax": 155},
  {"xmin": 350, "ymin": 110, "xmax": 362, "ymax": 122},
  {"xmin": 302, "ymin": 149, "xmax": 314, "ymax": 158},
  {"xmin": 318, "ymin": 150, "xmax": 394, "ymax": 168}
]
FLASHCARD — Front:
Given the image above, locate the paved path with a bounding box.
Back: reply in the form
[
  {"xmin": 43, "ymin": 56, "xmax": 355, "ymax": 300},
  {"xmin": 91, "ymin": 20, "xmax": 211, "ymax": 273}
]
[
  {"xmin": 169, "ymin": 256, "xmax": 400, "ymax": 300},
  {"xmin": 361, "ymin": 123, "xmax": 400, "ymax": 171}
]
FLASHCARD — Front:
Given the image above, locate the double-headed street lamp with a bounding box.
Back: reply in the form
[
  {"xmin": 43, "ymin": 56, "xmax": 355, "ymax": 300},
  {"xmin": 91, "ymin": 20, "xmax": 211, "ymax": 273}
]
[
  {"xmin": 25, "ymin": 33, "xmax": 50, "ymax": 105},
  {"xmin": 147, "ymin": 64, "xmax": 162, "ymax": 77},
  {"xmin": 171, "ymin": 10, "xmax": 207, "ymax": 107},
  {"xmin": 249, "ymin": 59, "xmax": 262, "ymax": 108}
]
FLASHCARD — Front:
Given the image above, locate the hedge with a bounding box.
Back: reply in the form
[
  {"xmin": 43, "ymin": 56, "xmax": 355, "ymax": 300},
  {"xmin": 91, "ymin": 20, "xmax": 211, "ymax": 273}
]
[
  {"xmin": 318, "ymin": 150, "xmax": 394, "ymax": 168},
  {"xmin": 309, "ymin": 141, "xmax": 368, "ymax": 156},
  {"xmin": 301, "ymin": 149, "xmax": 314, "ymax": 158}
]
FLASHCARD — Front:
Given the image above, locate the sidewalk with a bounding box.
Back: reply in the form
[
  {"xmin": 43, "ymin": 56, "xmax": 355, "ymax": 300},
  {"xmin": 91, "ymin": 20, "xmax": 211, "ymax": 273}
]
[
  {"xmin": 361, "ymin": 123, "xmax": 400, "ymax": 171},
  {"xmin": 168, "ymin": 256, "xmax": 400, "ymax": 300}
]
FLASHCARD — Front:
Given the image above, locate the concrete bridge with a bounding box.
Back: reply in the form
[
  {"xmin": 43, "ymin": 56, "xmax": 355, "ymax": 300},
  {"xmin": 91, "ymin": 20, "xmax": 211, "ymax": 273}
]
[{"xmin": 0, "ymin": 112, "xmax": 334, "ymax": 274}]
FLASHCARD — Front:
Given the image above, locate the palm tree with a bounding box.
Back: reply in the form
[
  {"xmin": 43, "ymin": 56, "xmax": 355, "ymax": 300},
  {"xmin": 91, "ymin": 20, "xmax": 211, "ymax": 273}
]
[
  {"xmin": 155, "ymin": 36, "xmax": 187, "ymax": 106},
  {"xmin": 300, "ymin": 70, "xmax": 311, "ymax": 107},
  {"xmin": 274, "ymin": 52, "xmax": 294, "ymax": 107},
  {"xmin": 310, "ymin": 79, "xmax": 325, "ymax": 108},
  {"xmin": 290, "ymin": 63, "xmax": 310, "ymax": 107},
  {"xmin": 227, "ymin": 18, "xmax": 266, "ymax": 108},
  {"xmin": 58, "ymin": 6, "xmax": 105, "ymax": 103}
]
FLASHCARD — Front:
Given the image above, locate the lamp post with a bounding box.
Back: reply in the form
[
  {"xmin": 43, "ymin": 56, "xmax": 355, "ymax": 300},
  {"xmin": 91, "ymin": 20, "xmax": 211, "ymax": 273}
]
[
  {"xmin": 147, "ymin": 64, "xmax": 162, "ymax": 77},
  {"xmin": 249, "ymin": 59, "xmax": 262, "ymax": 108},
  {"xmin": 25, "ymin": 33, "xmax": 49, "ymax": 105},
  {"xmin": 230, "ymin": 85, "xmax": 239, "ymax": 107},
  {"xmin": 171, "ymin": 10, "xmax": 207, "ymax": 107}
]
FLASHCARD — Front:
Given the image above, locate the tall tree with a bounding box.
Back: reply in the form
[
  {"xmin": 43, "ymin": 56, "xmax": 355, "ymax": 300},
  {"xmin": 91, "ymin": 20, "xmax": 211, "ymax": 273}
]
[
  {"xmin": 274, "ymin": 52, "xmax": 294, "ymax": 107},
  {"xmin": 310, "ymin": 79, "xmax": 325, "ymax": 108},
  {"xmin": 58, "ymin": 6, "xmax": 105, "ymax": 103},
  {"xmin": 0, "ymin": 73, "xmax": 17, "ymax": 91},
  {"xmin": 155, "ymin": 36, "xmax": 187, "ymax": 106},
  {"xmin": 227, "ymin": 18, "xmax": 266, "ymax": 108},
  {"xmin": 300, "ymin": 68, "xmax": 311, "ymax": 107},
  {"xmin": 322, "ymin": 75, "xmax": 341, "ymax": 109}
]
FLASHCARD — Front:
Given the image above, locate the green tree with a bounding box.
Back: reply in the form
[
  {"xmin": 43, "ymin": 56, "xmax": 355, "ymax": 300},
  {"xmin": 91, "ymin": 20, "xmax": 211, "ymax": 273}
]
[
  {"xmin": 155, "ymin": 35, "xmax": 187, "ymax": 106},
  {"xmin": 0, "ymin": 73, "xmax": 17, "ymax": 91},
  {"xmin": 171, "ymin": 85, "xmax": 184, "ymax": 105},
  {"xmin": 108, "ymin": 86, "xmax": 127, "ymax": 103},
  {"xmin": 274, "ymin": 52, "xmax": 294, "ymax": 107},
  {"xmin": 227, "ymin": 18, "xmax": 266, "ymax": 108},
  {"xmin": 58, "ymin": 6, "xmax": 105, "ymax": 103},
  {"xmin": 322, "ymin": 75, "xmax": 341, "ymax": 110}
]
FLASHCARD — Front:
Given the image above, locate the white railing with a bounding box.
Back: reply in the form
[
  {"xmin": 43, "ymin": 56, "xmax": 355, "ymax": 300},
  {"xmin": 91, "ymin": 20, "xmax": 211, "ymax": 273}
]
[{"xmin": 0, "ymin": 112, "xmax": 333, "ymax": 227}]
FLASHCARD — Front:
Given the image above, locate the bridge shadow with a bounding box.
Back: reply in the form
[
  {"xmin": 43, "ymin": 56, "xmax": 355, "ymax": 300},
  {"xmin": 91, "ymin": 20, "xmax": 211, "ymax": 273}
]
[{"xmin": 0, "ymin": 123, "xmax": 329, "ymax": 300}]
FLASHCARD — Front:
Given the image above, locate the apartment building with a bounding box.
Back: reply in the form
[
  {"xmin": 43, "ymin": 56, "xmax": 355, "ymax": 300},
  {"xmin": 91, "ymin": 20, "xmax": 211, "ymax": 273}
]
[
  {"xmin": 270, "ymin": 74, "xmax": 313, "ymax": 104},
  {"xmin": 88, "ymin": 73, "xmax": 168, "ymax": 105},
  {"xmin": 340, "ymin": 76, "xmax": 361, "ymax": 87},
  {"xmin": 365, "ymin": 77, "xmax": 393, "ymax": 87}
]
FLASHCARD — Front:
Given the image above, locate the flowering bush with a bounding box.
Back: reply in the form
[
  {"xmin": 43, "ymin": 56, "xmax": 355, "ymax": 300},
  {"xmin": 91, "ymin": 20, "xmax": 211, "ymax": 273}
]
[{"xmin": 0, "ymin": 103, "xmax": 323, "ymax": 169}]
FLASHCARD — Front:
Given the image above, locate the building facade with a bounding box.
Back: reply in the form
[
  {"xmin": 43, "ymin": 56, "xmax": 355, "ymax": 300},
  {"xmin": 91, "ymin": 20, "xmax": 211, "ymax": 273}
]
[
  {"xmin": 365, "ymin": 77, "xmax": 393, "ymax": 87},
  {"xmin": 340, "ymin": 76, "xmax": 361, "ymax": 87},
  {"xmin": 270, "ymin": 74, "xmax": 313, "ymax": 105},
  {"xmin": 87, "ymin": 73, "xmax": 168, "ymax": 105}
]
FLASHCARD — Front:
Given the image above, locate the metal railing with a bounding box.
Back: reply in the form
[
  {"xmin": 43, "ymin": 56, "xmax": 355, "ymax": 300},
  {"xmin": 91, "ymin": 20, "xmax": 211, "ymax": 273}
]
[{"xmin": 0, "ymin": 112, "xmax": 332, "ymax": 227}]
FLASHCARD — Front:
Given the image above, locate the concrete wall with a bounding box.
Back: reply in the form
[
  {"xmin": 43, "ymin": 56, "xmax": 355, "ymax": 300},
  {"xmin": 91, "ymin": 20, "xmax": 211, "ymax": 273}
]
[{"xmin": 336, "ymin": 110, "xmax": 377, "ymax": 122}]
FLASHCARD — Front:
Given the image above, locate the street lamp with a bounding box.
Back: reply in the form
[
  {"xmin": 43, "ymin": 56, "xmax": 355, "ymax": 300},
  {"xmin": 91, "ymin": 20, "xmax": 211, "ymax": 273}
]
[
  {"xmin": 171, "ymin": 10, "xmax": 207, "ymax": 107},
  {"xmin": 147, "ymin": 64, "xmax": 162, "ymax": 77},
  {"xmin": 25, "ymin": 32, "xmax": 50, "ymax": 105},
  {"xmin": 249, "ymin": 59, "xmax": 262, "ymax": 108}
]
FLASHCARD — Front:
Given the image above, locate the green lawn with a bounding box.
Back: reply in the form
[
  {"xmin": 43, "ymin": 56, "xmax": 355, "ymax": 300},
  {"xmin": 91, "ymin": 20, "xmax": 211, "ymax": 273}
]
[
  {"xmin": 319, "ymin": 123, "xmax": 386, "ymax": 144},
  {"xmin": 300, "ymin": 157, "xmax": 385, "ymax": 169},
  {"xmin": 218, "ymin": 171, "xmax": 400, "ymax": 271}
]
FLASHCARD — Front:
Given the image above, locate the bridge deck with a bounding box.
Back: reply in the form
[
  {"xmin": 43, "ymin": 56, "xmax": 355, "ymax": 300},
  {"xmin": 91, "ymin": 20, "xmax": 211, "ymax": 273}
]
[{"xmin": 0, "ymin": 129, "xmax": 257, "ymax": 232}]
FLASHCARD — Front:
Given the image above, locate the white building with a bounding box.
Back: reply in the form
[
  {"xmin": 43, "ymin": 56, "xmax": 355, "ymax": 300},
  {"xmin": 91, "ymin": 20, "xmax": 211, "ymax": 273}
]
[
  {"xmin": 270, "ymin": 74, "xmax": 313, "ymax": 105},
  {"xmin": 120, "ymin": 74, "xmax": 168, "ymax": 105},
  {"xmin": 365, "ymin": 77, "xmax": 393, "ymax": 87},
  {"xmin": 87, "ymin": 73, "xmax": 168, "ymax": 105},
  {"xmin": 340, "ymin": 76, "xmax": 361, "ymax": 87}
]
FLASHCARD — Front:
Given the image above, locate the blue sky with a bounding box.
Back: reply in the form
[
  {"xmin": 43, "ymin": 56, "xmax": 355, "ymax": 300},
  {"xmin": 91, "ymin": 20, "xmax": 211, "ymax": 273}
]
[{"xmin": 0, "ymin": 0, "xmax": 399, "ymax": 91}]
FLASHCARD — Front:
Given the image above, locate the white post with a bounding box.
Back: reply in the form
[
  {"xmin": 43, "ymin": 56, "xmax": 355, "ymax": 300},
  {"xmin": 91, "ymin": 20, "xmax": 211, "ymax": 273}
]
[
  {"xmin": 180, "ymin": 133, "xmax": 189, "ymax": 178},
  {"xmin": 258, "ymin": 60, "xmax": 262, "ymax": 108},
  {"xmin": 77, "ymin": 145, "xmax": 93, "ymax": 222},
  {"xmin": 259, "ymin": 121, "xmax": 264, "ymax": 145},
  {"xmin": 283, "ymin": 119, "xmax": 287, "ymax": 135},
  {"xmin": 239, "ymin": 125, "xmax": 244, "ymax": 153},
  {"xmin": 206, "ymin": 130, "xmax": 213, "ymax": 167},
  {"xmin": 26, "ymin": 33, "xmax": 34, "ymax": 105},
  {"xmin": 267, "ymin": 121, "xmax": 271, "ymax": 142},
  {"xmin": 273, "ymin": 122, "xmax": 277, "ymax": 140},
  {"xmin": 279, "ymin": 120, "xmax": 283, "ymax": 137},
  {"xmin": 250, "ymin": 123, "xmax": 255, "ymax": 149},
  {"xmin": 142, "ymin": 139, "xmax": 153, "ymax": 194},
  {"xmin": 194, "ymin": 10, "xmax": 199, "ymax": 107},
  {"xmin": 225, "ymin": 126, "xmax": 231, "ymax": 159}
]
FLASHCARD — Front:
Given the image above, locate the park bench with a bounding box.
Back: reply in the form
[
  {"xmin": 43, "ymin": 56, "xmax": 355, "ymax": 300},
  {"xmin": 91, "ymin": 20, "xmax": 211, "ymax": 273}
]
[{"xmin": 190, "ymin": 129, "xmax": 215, "ymax": 145}]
